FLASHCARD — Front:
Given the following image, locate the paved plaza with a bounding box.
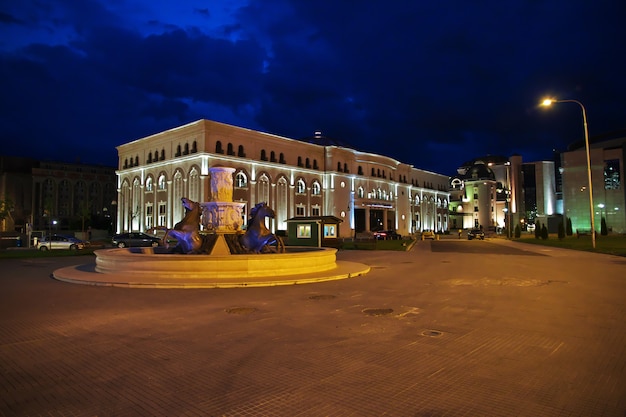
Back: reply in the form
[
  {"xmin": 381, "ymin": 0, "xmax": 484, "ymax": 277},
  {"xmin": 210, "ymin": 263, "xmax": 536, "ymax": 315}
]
[{"xmin": 1, "ymin": 239, "xmax": 625, "ymax": 416}]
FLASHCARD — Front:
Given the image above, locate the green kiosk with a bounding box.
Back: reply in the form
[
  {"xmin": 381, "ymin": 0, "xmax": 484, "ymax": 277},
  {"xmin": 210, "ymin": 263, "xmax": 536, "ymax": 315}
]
[{"xmin": 285, "ymin": 216, "xmax": 343, "ymax": 247}]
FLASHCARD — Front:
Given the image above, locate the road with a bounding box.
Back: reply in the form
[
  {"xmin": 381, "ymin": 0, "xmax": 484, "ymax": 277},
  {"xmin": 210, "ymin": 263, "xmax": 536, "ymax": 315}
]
[{"xmin": 1, "ymin": 239, "xmax": 625, "ymax": 416}]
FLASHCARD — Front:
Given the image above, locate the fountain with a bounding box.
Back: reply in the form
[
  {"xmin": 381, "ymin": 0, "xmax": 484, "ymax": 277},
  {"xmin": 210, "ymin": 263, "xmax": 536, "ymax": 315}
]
[{"xmin": 52, "ymin": 167, "xmax": 370, "ymax": 288}]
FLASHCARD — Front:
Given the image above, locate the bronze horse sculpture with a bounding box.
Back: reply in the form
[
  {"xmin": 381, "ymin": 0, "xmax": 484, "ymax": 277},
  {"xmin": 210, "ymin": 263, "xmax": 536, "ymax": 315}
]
[
  {"xmin": 240, "ymin": 202, "xmax": 285, "ymax": 254},
  {"xmin": 162, "ymin": 197, "xmax": 204, "ymax": 254}
]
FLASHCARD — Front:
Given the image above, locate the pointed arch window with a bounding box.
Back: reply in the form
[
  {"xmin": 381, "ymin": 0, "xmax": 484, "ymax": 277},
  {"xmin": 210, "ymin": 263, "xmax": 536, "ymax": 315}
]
[
  {"xmin": 311, "ymin": 181, "xmax": 321, "ymax": 196},
  {"xmin": 296, "ymin": 179, "xmax": 306, "ymax": 194},
  {"xmin": 235, "ymin": 172, "xmax": 248, "ymax": 188}
]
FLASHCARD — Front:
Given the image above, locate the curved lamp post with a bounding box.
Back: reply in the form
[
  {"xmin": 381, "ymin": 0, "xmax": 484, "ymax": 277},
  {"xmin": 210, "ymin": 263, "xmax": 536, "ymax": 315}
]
[{"xmin": 541, "ymin": 98, "xmax": 595, "ymax": 249}]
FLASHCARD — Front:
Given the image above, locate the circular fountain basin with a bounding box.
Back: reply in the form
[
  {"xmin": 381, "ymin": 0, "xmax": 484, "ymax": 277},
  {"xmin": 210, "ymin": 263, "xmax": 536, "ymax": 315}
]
[{"xmin": 53, "ymin": 247, "xmax": 370, "ymax": 288}]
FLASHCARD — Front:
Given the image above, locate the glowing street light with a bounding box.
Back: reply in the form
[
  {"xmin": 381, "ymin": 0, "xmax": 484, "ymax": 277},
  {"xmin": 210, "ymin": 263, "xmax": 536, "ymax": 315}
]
[{"xmin": 541, "ymin": 98, "xmax": 595, "ymax": 248}]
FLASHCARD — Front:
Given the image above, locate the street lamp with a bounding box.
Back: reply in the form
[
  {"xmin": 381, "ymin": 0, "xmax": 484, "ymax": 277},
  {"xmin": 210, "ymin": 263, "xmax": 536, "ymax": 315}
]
[{"xmin": 541, "ymin": 98, "xmax": 595, "ymax": 249}]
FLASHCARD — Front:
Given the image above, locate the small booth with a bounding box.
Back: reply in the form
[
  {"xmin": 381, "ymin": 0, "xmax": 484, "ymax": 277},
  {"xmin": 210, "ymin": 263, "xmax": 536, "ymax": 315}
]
[{"xmin": 285, "ymin": 216, "xmax": 343, "ymax": 247}]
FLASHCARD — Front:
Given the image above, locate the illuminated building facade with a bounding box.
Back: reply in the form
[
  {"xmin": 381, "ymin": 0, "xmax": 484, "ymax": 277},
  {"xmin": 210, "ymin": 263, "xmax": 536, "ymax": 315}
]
[
  {"xmin": 115, "ymin": 120, "xmax": 451, "ymax": 237},
  {"xmin": 448, "ymin": 156, "xmax": 523, "ymax": 233},
  {"xmin": 561, "ymin": 134, "xmax": 626, "ymax": 234}
]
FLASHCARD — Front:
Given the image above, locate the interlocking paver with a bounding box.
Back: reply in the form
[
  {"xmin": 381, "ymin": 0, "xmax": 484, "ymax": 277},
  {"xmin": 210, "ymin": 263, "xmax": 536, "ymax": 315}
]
[{"xmin": 1, "ymin": 240, "xmax": 625, "ymax": 416}]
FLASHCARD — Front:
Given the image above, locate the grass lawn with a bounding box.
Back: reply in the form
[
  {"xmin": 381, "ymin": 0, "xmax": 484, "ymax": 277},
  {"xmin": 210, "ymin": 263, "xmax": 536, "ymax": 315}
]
[{"xmin": 513, "ymin": 234, "xmax": 626, "ymax": 257}]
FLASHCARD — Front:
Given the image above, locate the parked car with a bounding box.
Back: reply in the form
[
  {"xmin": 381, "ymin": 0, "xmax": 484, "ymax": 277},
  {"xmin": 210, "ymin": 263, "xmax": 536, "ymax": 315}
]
[
  {"xmin": 468, "ymin": 229, "xmax": 485, "ymax": 240},
  {"xmin": 37, "ymin": 234, "xmax": 85, "ymax": 251},
  {"xmin": 112, "ymin": 232, "xmax": 161, "ymax": 248},
  {"xmin": 373, "ymin": 230, "xmax": 402, "ymax": 240},
  {"xmin": 421, "ymin": 230, "xmax": 436, "ymax": 240}
]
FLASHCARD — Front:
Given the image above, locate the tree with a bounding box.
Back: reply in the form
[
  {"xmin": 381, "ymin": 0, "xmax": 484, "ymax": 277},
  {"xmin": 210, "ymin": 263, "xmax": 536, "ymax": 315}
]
[
  {"xmin": 535, "ymin": 221, "xmax": 541, "ymax": 239},
  {"xmin": 566, "ymin": 217, "xmax": 573, "ymax": 236},
  {"xmin": 601, "ymin": 217, "xmax": 608, "ymax": 236},
  {"xmin": 541, "ymin": 224, "xmax": 548, "ymax": 240},
  {"xmin": 514, "ymin": 224, "xmax": 521, "ymax": 238},
  {"xmin": 558, "ymin": 222, "xmax": 565, "ymax": 240}
]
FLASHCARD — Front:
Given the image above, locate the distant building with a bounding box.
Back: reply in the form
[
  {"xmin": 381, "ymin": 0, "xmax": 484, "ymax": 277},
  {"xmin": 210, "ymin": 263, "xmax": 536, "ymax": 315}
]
[
  {"xmin": 0, "ymin": 155, "xmax": 116, "ymax": 234},
  {"xmin": 114, "ymin": 120, "xmax": 451, "ymax": 238},
  {"xmin": 561, "ymin": 133, "xmax": 626, "ymax": 234}
]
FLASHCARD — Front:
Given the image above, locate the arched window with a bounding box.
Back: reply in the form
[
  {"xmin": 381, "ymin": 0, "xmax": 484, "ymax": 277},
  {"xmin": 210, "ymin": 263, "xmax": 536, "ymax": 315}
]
[
  {"xmin": 298, "ymin": 156, "xmax": 303, "ymax": 167},
  {"xmin": 276, "ymin": 177, "xmax": 288, "ymax": 230},
  {"xmin": 371, "ymin": 168, "xmax": 376, "ymax": 176},
  {"xmin": 238, "ymin": 145, "xmax": 245, "ymax": 157},
  {"xmin": 258, "ymin": 174, "xmax": 270, "ymax": 204},
  {"xmin": 260, "ymin": 149, "xmax": 267, "ymax": 161},
  {"xmin": 227, "ymin": 143, "xmax": 234, "ymax": 156},
  {"xmin": 189, "ymin": 168, "xmax": 200, "ymax": 202},
  {"xmin": 357, "ymin": 186, "xmax": 364, "ymax": 198},
  {"xmin": 358, "ymin": 166, "xmax": 363, "ymax": 175},
  {"xmin": 343, "ymin": 163, "xmax": 348, "ymax": 173},
  {"xmin": 296, "ymin": 179, "xmax": 306, "ymax": 194},
  {"xmin": 147, "ymin": 152, "xmax": 152, "ymax": 163},
  {"xmin": 145, "ymin": 177, "xmax": 153, "ymax": 192},
  {"xmin": 311, "ymin": 181, "xmax": 321, "ymax": 196},
  {"xmin": 158, "ymin": 174, "xmax": 166, "ymax": 190},
  {"xmin": 160, "ymin": 149, "xmax": 165, "ymax": 160},
  {"xmin": 235, "ymin": 172, "xmax": 247, "ymax": 188},
  {"xmin": 183, "ymin": 143, "xmax": 189, "ymax": 155},
  {"xmin": 135, "ymin": 156, "xmax": 139, "ymax": 166},
  {"xmin": 305, "ymin": 158, "xmax": 311, "ymax": 168},
  {"xmin": 215, "ymin": 141, "xmax": 224, "ymax": 154},
  {"xmin": 279, "ymin": 153, "xmax": 286, "ymax": 163},
  {"xmin": 337, "ymin": 162, "xmax": 342, "ymax": 172},
  {"xmin": 313, "ymin": 160, "xmax": 318, "ymax": 169},
  {"xmin": 191, "ymin": 141, "xmax": 197, "ymax": 153},
  {"xmin": 270, "ymin": 151, "xmax": 276, "ymax": 162},
  {"xmin": 176, "ymin": 145, "xmax": 182, "ymax": 157}
]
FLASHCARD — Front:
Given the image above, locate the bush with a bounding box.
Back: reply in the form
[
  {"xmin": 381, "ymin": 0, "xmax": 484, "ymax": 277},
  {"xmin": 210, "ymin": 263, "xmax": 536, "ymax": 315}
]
[
  {"xmin": 514, "ymin": 224, "xmax": 521, "ymax": 238},
  {"xmin": 566, "ymin": 217, "xmax": 573, "ymax": 236},
  {"xmin": 558, "ymin": 222, "xmax": 565, "ymax": 240},
  {"xmin": 535, "ymin": 221, "xmax": 541, "ymax": 239},
  {"xmin": 601, "ymin": 217, "xmax": 608, "ymax": 236},
  {"xmin": 541, "ymin": 224, "xmax": 548, "ymax": 240}
]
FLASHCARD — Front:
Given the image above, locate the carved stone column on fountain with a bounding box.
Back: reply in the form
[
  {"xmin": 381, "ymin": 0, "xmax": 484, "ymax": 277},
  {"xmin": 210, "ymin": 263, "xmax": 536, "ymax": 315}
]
[{"xmin": 201, "ymin": 167, "xmax": 245, "ymax": 254}]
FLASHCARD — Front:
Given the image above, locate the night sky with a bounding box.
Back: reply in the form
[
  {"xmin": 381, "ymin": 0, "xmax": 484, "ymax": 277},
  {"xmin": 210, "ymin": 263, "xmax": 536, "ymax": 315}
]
[{"xmin": 1, "ymin": 1, "xmax": 625, "ymax": 176}]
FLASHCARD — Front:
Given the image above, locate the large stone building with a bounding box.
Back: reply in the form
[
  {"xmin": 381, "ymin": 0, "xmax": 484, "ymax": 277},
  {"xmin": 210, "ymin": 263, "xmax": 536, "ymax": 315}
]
[
  {"xmin": 0, "ymin": 155, "xmax": 117, "ymax": 235},
  {"xmin": 115, "ymin": 120, "xmax": 451, "ymax": 238}
]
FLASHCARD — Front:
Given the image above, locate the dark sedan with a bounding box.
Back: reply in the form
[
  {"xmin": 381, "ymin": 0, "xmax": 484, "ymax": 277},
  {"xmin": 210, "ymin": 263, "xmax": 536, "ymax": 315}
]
[
  {"xmin": 112, "ymin": 232, "xmax": 161, "ymax": 248},
  {"xmin": 467, "ymin": 229, "xmax": 485, "ymax": 240}
]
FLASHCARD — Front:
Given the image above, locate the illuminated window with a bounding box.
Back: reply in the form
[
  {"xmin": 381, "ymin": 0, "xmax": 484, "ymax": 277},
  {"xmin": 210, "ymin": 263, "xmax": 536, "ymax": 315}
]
[
  {"xmin": 145, "ymin": 204, "xmax": 153, "ymax": 229},
  {"xmin": 158, "ymin": 175, "xmax": 166, "ymax": 190},
  {"xmin": 604, "ymin": 159, "xmax": 620, "ymax": 190},
  {"xmin": 235, "ymin": 172, "xmax": 247, "ymax": 188},
  {"xmin": 311, "ymin": 181, "xmax": 321, "ymax": 195},
  {"xmin": 297, "ymin": 179, "xmax": 306, "ymax": 194},
  {"xmin": 145, "ymin": 177, "xmax": 153, "ymax": 192},
  {"xmin": 158, "ymin": 202, "xmax": 167, "ymax": 226},
  {"xmin": 357, "ymin": 187, "xmax": 364, "ymax": 198},
  {"xmin": 324, "ymin": 225, "xmax": 337, "ymax": 238},
  {"xmin": 297, "ymin": 224, "xmax": 311, "ymax": 238}
]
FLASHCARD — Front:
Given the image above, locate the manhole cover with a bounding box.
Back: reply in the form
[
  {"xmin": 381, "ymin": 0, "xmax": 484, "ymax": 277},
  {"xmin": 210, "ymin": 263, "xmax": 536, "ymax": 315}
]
[
  {"xmin": 421, "ymin": 330, "xmax": 443, "ymax": 337},
  {"xmin": 309, "ymin": 294, "xmax": 336, "ymax": 300},
  {"xmin": 225, "ymin": 307, "xmax": 257, "ymax": 315},
  {"xmin": 362, "ymin": 308, "xmax": 394, "ymax": 316}
]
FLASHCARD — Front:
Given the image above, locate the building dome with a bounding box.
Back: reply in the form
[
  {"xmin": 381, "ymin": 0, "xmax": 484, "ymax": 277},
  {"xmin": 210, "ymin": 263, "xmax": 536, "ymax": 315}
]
[{"xmin": 462, "ymin": 161, "xmax": 496, "ymax": 181}]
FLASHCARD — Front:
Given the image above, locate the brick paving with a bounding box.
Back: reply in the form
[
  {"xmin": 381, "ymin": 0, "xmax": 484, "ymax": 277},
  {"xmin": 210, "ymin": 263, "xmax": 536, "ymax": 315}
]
[{"xmin": 0, "ymin": 240, "xmax": 625, "ymax": 416}]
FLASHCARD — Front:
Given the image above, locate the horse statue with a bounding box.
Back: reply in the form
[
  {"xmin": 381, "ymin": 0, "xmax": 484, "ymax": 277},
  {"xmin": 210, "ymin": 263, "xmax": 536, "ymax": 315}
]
[
  {"xmin": 240, "ymin": 202, "xmax": 285, "ymax": 254},
  {"xmin": 163, "ymin": 197, "xmax": 204, "ymax": 254}
]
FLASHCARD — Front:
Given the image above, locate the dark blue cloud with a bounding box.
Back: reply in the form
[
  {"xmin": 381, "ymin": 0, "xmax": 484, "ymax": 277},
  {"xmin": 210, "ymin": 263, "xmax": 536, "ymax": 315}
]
[{"xmin": 0, "ymin": 0, "xmax": 624, "ymax": 173}]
